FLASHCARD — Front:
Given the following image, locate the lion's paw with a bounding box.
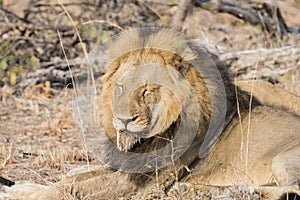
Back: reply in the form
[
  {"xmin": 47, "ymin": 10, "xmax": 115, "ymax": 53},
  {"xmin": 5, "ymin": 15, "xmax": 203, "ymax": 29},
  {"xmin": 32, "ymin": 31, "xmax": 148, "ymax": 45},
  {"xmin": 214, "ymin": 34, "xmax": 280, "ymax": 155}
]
[{"xmin": 0, "ymin": 183, "xmax": 60, "ymax": 200}]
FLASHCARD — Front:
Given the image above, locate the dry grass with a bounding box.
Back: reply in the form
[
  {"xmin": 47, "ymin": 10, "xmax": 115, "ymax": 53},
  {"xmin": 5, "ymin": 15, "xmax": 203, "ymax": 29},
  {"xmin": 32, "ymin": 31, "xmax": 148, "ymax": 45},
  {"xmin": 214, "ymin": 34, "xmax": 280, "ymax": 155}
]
[{"xmin": 0, "ymin": 84, "xmax": 96, "ymax": 184}]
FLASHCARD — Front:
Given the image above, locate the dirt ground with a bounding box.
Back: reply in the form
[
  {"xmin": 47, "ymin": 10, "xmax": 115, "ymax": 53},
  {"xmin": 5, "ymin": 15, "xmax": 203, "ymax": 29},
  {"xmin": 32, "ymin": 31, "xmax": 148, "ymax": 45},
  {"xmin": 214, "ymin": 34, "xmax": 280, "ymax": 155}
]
[{"xmin": 0, "ymin": 0, "xmax": 300, "ymax": 199}]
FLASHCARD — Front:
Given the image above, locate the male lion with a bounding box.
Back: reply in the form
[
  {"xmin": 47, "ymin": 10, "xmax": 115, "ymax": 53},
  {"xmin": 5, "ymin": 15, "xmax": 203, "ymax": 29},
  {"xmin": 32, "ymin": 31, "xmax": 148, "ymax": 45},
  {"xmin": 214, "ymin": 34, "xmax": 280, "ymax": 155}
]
[{"xmin": 1, "ymin": 28, "xmax": 299, "ymax": 200}]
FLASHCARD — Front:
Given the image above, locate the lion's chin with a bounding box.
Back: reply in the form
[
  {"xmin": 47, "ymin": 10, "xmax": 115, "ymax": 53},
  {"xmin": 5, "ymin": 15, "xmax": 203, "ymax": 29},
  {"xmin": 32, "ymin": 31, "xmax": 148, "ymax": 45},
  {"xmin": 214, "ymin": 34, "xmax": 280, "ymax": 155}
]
[{"xmin": 116, "ymin": 130, "xmax": 140, "ymax": 152}]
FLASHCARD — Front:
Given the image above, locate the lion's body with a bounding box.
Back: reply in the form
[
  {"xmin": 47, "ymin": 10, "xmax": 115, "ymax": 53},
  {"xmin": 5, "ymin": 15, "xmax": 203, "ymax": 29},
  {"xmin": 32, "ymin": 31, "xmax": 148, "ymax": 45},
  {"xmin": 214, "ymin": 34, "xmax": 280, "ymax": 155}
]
[
  {"xmin": 192, "ymin": 105, "xmax": 300, "ymax": 186},
  {"xmin": 1, "ymin": 28, "xmax": 299, "ymax": 200}
]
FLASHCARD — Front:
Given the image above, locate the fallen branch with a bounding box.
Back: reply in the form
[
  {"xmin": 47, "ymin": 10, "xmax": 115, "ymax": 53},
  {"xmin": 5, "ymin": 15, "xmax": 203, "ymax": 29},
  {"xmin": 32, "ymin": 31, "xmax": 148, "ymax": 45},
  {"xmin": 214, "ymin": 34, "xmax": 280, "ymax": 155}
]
[
  {"xmin": 14, "ymin": 59, "xmax": 104, "ymax": 90},
  {"xmin": 195, "ymin": 0, "xmax": 295, "ymax": 35},
  {"xmin": 219, "ymin": 46, "xmax": 300, "ymax": 80}
]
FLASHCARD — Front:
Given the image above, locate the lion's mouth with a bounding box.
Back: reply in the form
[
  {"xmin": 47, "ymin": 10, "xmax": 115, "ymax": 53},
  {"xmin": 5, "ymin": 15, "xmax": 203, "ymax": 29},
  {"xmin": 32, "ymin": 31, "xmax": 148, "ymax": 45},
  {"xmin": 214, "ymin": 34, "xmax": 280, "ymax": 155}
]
[{"xmin": 116, "ymin": 130, "xmax": 141, "ymax": 152}]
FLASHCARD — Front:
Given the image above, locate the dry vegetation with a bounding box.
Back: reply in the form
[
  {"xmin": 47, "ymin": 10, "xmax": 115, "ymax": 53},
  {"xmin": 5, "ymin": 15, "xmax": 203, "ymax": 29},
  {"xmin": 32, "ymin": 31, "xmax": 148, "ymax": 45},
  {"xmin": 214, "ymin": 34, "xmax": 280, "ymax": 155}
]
[{"xmin": 0, "ymin": 0, "xmax": 300, "ymax": 199}]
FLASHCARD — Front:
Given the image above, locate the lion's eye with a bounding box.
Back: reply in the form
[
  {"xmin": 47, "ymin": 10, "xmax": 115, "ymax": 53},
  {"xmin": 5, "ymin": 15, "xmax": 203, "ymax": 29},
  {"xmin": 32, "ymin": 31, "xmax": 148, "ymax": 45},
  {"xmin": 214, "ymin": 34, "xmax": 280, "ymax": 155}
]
[
  {"xmin": 142, "ymin": 89, "xmax": 150, "ymax": 97},
  {"xmin": 131, "ymin": 116, "xmax": 138, "ymax": 121}
]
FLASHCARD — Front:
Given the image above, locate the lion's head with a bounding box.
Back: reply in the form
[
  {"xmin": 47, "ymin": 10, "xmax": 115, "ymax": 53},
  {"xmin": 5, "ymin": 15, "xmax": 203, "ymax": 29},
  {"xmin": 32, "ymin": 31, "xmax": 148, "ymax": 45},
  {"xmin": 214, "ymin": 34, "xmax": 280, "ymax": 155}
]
[{"xmin": 97, "ymin": 28, "xmax": 231, "ymax": 158}]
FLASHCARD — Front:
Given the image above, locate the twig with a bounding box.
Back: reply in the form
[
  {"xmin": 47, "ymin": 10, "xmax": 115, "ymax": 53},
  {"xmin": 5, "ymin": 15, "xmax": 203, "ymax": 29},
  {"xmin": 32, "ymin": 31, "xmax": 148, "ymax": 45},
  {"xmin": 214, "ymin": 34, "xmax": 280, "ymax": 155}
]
[
  {"xmin": 172, "ymin": 0, "xmax": 193, "ymax": 31},
  {"xmin": 58, "ymin": 1, "xmax": 96, "ymax": 90},
  {"xmin": 82, "ymin": 20, "xmax": 124, "ymax": 31},
  {"xmin": 234, "ymin": 78, "xmax": 244, "ymax": 162},
  {"xmin": 138, "ymin": 0, "xmax": 164, "ymax": 24},
  {"xmin": 245, "ymin": 59, "xmax": 258, "ymax": 177},
  {"xmin": 58, "ymin": 1, "xmax": 91, "ymax": 169}
]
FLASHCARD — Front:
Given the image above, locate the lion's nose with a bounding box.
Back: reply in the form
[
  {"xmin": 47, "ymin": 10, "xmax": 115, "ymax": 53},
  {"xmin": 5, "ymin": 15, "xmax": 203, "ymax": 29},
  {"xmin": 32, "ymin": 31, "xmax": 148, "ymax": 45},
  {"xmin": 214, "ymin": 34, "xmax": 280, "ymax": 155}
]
[
  {"xmin": 113, "ymin": 117, "xmax": 132, "ymax": 130},
  {"xmin": 119, "ymin": 118, "xmax": 131, "ymax": 128}
]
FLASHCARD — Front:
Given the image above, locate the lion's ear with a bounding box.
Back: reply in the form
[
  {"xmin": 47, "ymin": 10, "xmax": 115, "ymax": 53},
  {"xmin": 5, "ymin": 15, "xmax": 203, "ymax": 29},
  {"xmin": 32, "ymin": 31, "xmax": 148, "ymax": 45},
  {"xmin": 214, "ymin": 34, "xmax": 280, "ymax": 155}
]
[{"xmin": 147, "ymin": 87, "xmax": 181, "ymax": 138}]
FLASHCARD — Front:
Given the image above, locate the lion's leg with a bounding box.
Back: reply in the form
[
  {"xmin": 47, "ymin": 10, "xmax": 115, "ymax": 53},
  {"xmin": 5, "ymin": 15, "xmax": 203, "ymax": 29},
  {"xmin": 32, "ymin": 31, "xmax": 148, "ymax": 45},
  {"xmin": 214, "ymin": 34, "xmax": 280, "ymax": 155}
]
[
  {"xmin": 0, "ymin": 166, "xmax": 137, "ymax": 200},
  {"xmin": 271, "ymin": 144, "xmax": 300, "ymax": 186},
  {"xmin": 235, "ymin": 80, "xmax": 300, "ymax": 116},
  {"xmin": 59, "ymin": 167, "xmax": 137, "ymax": 199}
]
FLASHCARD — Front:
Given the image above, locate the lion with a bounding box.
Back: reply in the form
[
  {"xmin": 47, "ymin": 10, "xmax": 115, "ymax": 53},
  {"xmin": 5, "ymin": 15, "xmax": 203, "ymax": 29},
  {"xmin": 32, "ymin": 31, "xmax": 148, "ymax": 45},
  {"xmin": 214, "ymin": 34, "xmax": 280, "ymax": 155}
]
[{"xmin": 0, "ymin": 28, "xmax": 299, "ymax": 200}]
